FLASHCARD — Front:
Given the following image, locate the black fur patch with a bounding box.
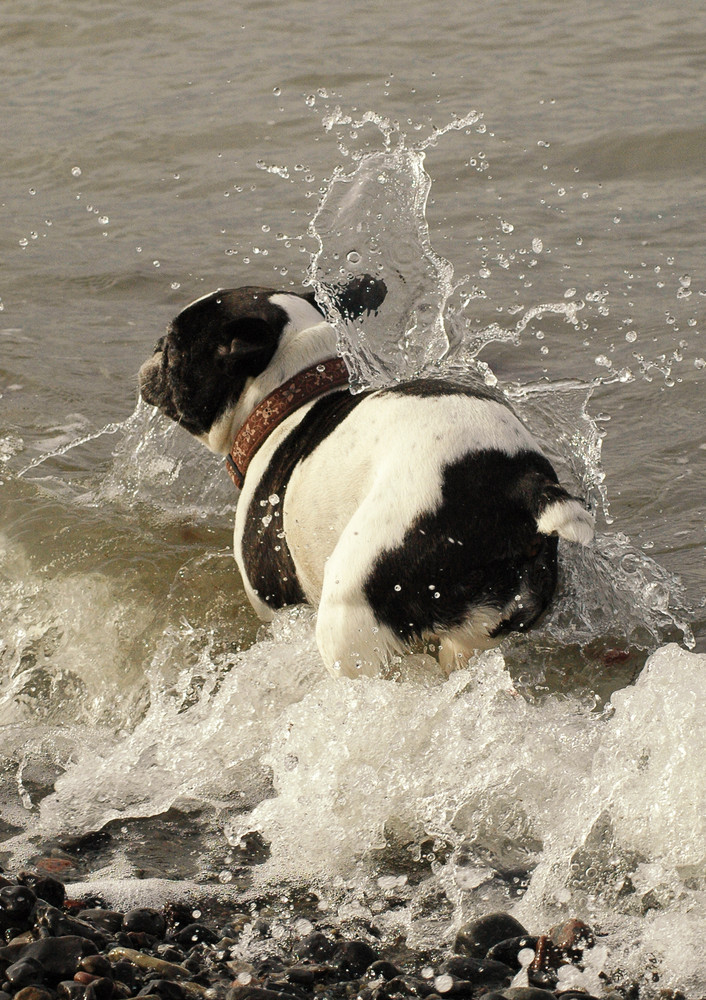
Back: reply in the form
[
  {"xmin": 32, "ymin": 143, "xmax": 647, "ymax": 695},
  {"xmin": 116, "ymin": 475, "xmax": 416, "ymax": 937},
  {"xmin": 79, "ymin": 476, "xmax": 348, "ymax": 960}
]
[
  {"xmin": 363, "ymin": 448, "xmax": 560, "ymax": 642},
  {"xmin": 379, "ymin": 377, "xmax": 508, "ymax": 405},
  {"xmin": 241, "ymin": 389, "xmax": 371, "ymax": 608}
]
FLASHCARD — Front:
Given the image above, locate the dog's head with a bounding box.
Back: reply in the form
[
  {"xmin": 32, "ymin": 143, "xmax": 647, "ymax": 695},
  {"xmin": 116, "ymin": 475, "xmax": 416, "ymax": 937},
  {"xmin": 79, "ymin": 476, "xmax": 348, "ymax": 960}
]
[{"xmin": 138, "ymin": 277, "xmax": 386, "ymax": 439}]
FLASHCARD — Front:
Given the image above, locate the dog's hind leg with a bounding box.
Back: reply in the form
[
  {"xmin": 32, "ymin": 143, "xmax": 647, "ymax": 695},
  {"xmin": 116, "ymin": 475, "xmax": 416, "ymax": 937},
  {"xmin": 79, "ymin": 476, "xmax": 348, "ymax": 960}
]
[{"xmin": 315, "ymin": 591, "xmax": 404, "ymax": 678}]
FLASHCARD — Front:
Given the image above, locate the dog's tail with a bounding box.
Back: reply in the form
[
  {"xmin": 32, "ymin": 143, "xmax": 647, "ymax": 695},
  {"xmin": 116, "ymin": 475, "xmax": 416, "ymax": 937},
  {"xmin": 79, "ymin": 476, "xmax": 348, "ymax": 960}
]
[{"xmin": 536, "ymin": 483, "xmax": 594, "ymax": 545}]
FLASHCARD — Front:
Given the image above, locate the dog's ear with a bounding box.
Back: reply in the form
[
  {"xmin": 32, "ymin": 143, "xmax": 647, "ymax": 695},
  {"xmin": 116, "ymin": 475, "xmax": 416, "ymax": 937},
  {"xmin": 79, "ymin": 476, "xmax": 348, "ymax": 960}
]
[
  {"xmin": 220, "ymin": 317, "xmax": 279, "ymax": 369},
  {"xmin": 303, "ymin": 275, "xmax": 388, "ymax": 321},
  {"xmin": 332, "ymin": 274, "xmax": 388, "ymax": 319}
]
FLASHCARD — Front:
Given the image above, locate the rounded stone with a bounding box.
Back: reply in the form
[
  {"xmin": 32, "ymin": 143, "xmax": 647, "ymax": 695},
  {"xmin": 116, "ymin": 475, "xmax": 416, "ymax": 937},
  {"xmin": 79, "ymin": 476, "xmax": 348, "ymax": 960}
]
[
  {"xmin": 502, "ymin": 989, "xmax": 559, "ymax": 1000},
  {"xmin": 78, "ymin": 912, "xmax": 124, "ymax": 935},
  {"xmin": 17, "ymin": 875, "xmax": 65, "ymax": 909},
  {"xmin": 20, "ymin": 937, "xmax": 98, "ymax": 982},
  {"xmin": 122, "ymin": 910, "xmax": 166, "ymax": 939},
  {"xmin": 441, "ymin": 956, "xmax": 514, "ymax": 984},
  {"xmin": 293, "ymin": 931, "xmax": 337, "ymax": 962},
  {"xmin": 366, "ymin": 960, "xmax": 401, "ymax": 980},
  {"xmin": 486, "ymin": 937, "xmax": 540, "ymax": 970},
  {"xmin": 77, "ymin": 957, "xmax": 113, "ymax": 979},
  {"xmin": 0, "ymin": 886, "xmax": 37, "ymax": 923},
  {"xmin": 14, "ymin": 989, "xmax": 56, "ymax": 1000},
  {"xmin": 84, "ymin": 978, "xmax": 114, "ymax": 1000},
  {"xmin": 332, "ymin": 939, "xmax": 379, "ymax": 976},
  {"xmin": 57, "ymin": 983, "xmax": 86, "ymax": 1000},
  {"xmin": 5, "ymin": 958, "xmax": 44, "ymax": 989},
  {"xmin": 454, "ymin": 913, "xmax": 529, "ymax": 958},
  {"xmin": 136, "ymin": 981, "xmax": 185, "ymax": 1000},
  {"xmin": 168, "ymin": 923, "xmax": 219, "ymax": 947}
]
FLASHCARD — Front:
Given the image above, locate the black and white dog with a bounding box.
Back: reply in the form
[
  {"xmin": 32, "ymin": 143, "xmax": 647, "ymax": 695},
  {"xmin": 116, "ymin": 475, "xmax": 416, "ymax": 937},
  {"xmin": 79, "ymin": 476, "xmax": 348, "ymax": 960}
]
[{"xmin": 139, "ymin": 278, "xmax": 593, "ymax": 677}]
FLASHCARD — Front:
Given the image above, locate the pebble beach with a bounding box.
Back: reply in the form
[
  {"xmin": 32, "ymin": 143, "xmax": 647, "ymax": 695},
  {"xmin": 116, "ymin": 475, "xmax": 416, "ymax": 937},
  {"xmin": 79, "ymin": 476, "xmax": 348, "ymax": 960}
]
[{"xmin": 1, "ymin": 869, "xmax": 637, "ymax": 1000}]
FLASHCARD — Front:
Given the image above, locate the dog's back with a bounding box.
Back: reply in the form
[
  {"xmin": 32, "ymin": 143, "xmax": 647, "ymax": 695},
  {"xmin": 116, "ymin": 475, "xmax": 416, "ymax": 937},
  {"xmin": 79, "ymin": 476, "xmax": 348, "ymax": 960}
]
[{"xmin": 235, "ymin": 380, "xmax": 592, "ymax": 675}]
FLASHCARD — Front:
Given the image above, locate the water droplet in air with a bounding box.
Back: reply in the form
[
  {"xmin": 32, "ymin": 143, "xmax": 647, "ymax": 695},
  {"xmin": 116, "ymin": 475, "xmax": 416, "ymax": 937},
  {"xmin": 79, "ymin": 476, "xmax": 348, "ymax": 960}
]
[
  {"xmin": 531, "ymin": 237, "xmax": 543, "ymax": 254},
  {"xmin": 346, "ymin": 250, "xmax": 361, "ymax": 264},
  {"xmin": 500, "ymin": 220, "xmax": 514, "ymax": 233},
  {"xmin": 99, "ymin": 216, "xmax": 109, "ymax": 225},
  {"xmin": 273, "ymin": 86, "xmax": 281, "ymax": 96},
  {"xmin": 71, "ymin": 166, "xmax": 82, "ymax": 177}
]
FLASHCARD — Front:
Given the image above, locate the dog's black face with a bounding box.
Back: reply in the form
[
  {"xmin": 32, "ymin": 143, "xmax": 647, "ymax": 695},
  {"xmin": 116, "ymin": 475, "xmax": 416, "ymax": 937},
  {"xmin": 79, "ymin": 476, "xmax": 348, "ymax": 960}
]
[{"xmin": 139, "ymin": 286, "xmax": 303, "ymax": 435}]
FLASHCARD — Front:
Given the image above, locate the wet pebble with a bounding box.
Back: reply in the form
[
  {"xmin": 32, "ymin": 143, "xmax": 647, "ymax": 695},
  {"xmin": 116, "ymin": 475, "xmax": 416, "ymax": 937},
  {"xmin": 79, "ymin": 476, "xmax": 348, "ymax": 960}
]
[
  {"xmin": 123, "ymin": 912, "xmax": 165, "ymax": 940},
  {"xmin": 17, "ymin": 876, "xmax": 65, "ymax": 910},
  {"xmin": 4, "ymin": 958, "xmax": 44, "ymax": 990},
  {"xmin": 332, "ymin": 939, "xmax": 379, "ymax": 976},
  {"xmin": 486, "ymin": 936, "xmax": 539, "ymax": 970},
  {"xmin": 137, "ymin": 980, "xmax": 186, "ymax": 1000},
  {"xmin": 0, "ymin": 889, "xmax": 36, "ymax": 925},
  {"xmin": 84, "ymin": 978, "xmax": 114, "ymax": 1000},
  {"xmin": 166, "ymin": 926, "xmax": 218, "ymax": 948},
  {"xmin": 13, "ymin": 988, "xmax": 55, "ymax": 1000},
  {"xmin": 10, "ymin": 937, "xmax": 98, "ymax": 983},
  {"xmin": 454, "ymin": 913, "xmax": 528, "ymax": 958},
  {"xmin": 77, "ymin": 912, "xmax": 123, "ymax": 936}
]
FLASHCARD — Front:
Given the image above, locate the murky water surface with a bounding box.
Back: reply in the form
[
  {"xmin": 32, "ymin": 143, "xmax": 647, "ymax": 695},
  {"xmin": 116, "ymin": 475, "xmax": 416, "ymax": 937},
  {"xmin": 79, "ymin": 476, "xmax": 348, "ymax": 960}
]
[{"xmin": 1, "ymin": 1, "xmax": 704, "ymax": 994}]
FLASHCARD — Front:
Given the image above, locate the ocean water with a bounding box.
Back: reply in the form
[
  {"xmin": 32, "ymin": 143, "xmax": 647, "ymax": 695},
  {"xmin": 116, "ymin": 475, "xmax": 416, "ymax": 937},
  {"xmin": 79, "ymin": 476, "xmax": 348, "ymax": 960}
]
[{"xmin": 1, "ymin": 0, "xmax": 705, "ymax": 994}]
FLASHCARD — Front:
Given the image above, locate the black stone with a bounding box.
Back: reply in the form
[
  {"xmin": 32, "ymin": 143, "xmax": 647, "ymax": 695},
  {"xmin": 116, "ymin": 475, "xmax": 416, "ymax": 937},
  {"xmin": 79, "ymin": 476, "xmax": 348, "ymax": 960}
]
[
  {"xmin": 122, "ymin": 910, "xmax": 166, "ymax": 939},
  {"xmin": 34, "ymin": 906, "xmax": 109, "ymax": 946},
  {"xmin": 366, "ymin": 961, "xmax": 401, "ymax": 981},
  {"xmin": 0, "ymin": 887, "xmax": 37, "ymax": 923},
  {"xmin": 111, "ymin": 962, "xmax": 143, "ymax": 990},
  {"xmin": 440, "ymin": 956, "xmax": 513, "ymax": 985},
  {"xmin": 332, "ymin": 940, "xmax": 379, "ymax": 976},
  {"xmin": 84, "ymin": 978, "xmax": 114, "ymax": 1000},
  {"xmin": 5, "ymin": 957, "xmax": 44, "ymax": 989},
  {"xmin": 56, "ymin": 984, "xmax": 86, "ymax": 1000},
  {"xmin": 77, "ymin": 956, "xmax": 113, "ymax": 979},
  {"xmin": 77, "ymin": 912, "xmax": 123, "ymax": 935},
  {"xmin": 137, "ymin": 981, "xmax": 185, "ymax": 1000},
  {"xmin": 486, "ymin": 937, "xmax": 539, "ymax": 970},
  {"xmin": 17, "ymin": 877, "xmax": 65, "ymax": 910},
  {"xmin": 292, "ymin": 932, "xmax": 337, "ymax": 962},
  {"xmin": 14, "ymin": 939, "xmax": 98, "ymax": 983},
  {"xmin": 454, "ymin": 913, "xmax": 529, "ymax": 958},
  {"xmin": 167, "ymin": 923, "xmax": 219, "ymax": 947}
]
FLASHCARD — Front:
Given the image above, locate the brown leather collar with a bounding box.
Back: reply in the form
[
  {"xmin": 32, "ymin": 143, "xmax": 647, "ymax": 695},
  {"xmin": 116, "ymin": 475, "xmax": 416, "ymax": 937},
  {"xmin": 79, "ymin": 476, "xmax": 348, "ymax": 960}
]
[{"xmin": 225, "ymin": 356, "xmax": 349, "ymax": 489}]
